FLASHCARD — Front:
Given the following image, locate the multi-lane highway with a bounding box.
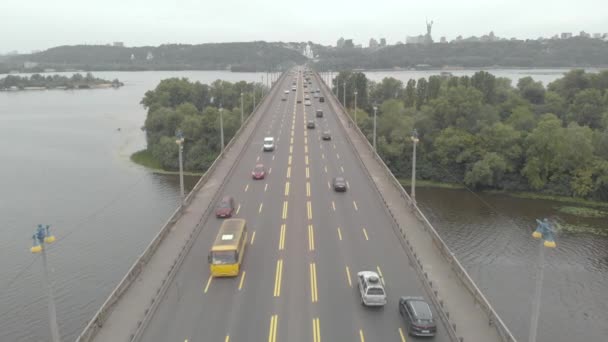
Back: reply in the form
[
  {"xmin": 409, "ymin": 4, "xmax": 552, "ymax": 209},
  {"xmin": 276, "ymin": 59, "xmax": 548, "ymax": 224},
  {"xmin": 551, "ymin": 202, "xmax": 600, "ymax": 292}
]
[{"xmin": 139, "ymin": 68, "xmax": 450, "ymax": 342}]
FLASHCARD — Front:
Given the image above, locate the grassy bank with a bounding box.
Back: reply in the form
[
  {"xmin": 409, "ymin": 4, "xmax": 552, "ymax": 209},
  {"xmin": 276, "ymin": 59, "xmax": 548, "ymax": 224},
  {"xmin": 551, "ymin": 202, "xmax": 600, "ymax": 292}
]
[
  {"xmin": 398, "ymin": 178, "xmax": 464, "ymax": 189},
  {"xmin": 130, "ymin": 149, "xmax": 204, "ymax": 176}
]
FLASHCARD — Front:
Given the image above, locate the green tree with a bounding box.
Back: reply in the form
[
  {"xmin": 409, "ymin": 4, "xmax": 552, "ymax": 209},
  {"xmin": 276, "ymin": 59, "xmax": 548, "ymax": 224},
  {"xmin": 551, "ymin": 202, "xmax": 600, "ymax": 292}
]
[
  {"xmin": 506, "ymin": 105, "xmax": 536, "ymax": 132},
  {"xmin": 521, "ymin": 114, "xmax": 565, "ymax": 189},
  {"xmin": 471, "ymin": 71, "xmax": 496, "ymax": 104},
  {"xmin": 404, "ymin": 79, "xmax": 416, "ymax": 108},
  {"xmin": 416, "ymin": 78, "xmax": 428, "ymax": 109},
  {"xmin": 465, "ymin": 153, "xmax": 508, "ymax": 188},
  {"xmin": 517, "ymin": 76, "xmax": 545, "ymax": 104},
  {"xmin": 569, "ymin": 88, "xmax": 604, "ymax": 128},
  {"xmin": 427, "ymin": 76, "xmax": 442, "ymax": 100}
]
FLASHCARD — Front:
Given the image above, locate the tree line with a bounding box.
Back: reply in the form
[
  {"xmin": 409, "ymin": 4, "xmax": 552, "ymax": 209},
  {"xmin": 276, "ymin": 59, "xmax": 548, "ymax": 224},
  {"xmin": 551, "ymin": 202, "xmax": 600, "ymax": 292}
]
[
  {"xmin": 141, "ymin": 78, "xmax": 268, "ymax": 171},
  {"xmin": 333, "ymin": 69, "xmax": 608, "ymax": 201},
  {"xmin": 0, "ymin": 72, "xmax": 122, "ymax": 90}
]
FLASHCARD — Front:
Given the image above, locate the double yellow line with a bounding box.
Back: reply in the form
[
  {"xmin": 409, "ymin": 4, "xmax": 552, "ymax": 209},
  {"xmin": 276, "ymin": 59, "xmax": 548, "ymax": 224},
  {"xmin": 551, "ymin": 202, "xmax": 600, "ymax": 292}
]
[
  {"xmin": 307, "ymin": 201, "xmax": 312, "ymax": 220},
  {"xmin": 274, "ymin": 259, "xmax": 283, "ymax": 297},
  {"xmin": 279, "ymin": 224, "xmax": 286, "ymax": 250},
  {"xmin": 312, "ymin": 317, "xmax": 321, "ymax": 342},
  {"xmin": 282, "ymin": 201, "xmax": 288, "ymax": 219},
  {"xmin": 308, "ymin": 224, "xmax": 315, "ymax": 251},
  {"xmin": 284, "ymin": 182, "xmax": 290, "ymax": 196},
  {"xmin": 309, "ymin": 262, "xmax": 318, "ymax": 302},
  {"xmin": 268, "ymin": 314, "xmax": 278, "ymax": 342}
]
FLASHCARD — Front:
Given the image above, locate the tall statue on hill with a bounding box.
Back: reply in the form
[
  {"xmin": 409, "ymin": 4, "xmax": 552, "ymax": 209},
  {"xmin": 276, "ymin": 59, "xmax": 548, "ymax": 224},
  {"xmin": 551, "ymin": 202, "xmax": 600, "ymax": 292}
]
[{"xmin": 425, "ymin": 20, "xmax": 434, "ymax": 44}]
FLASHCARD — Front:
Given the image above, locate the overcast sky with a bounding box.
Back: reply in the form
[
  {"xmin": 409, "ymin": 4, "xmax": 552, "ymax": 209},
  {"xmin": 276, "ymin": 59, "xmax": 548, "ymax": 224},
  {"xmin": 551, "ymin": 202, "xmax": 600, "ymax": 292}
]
[{"xmin": 2, "ymin": 0, "xmax": 606, "ymax": 53}]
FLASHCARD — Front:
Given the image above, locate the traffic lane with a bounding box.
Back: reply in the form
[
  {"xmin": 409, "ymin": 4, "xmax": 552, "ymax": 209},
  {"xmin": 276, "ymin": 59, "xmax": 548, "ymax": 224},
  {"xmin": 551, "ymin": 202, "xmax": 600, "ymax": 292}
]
[
  {"xmin": 138, "ymin": 74, "xmax": 292, "ymax": 341},
  {"xmin": 316, "ymin": 77, "xmax": 450, "ymax": 341}
]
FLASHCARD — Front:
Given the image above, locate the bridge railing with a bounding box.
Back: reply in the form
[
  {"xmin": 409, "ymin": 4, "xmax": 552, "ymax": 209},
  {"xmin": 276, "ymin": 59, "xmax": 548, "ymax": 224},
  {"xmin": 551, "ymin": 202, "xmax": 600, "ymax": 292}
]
[
  {"xmin": 76, "ymin": 73, "xmax": 286, "ymax": 342},
  {"xmin": 316, "ymin": 72, "xmax": 517, "ymax": 342}
]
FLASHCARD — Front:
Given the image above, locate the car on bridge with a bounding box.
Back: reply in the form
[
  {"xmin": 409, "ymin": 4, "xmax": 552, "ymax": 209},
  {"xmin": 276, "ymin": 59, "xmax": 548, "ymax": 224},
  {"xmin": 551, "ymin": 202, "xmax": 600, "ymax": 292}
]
[
  {"xmin": 322, "ymin": 130, "xmax": 331, "ymax": 140},
  {"xmin": 319, "ymin": 96, "xmax": 325, "ymax": 102},
  {"xmin": 252, "ymin": 164, "xmax": 266, "ymax": 180},
  {"xmin": 357, "ymin": 271, "xmax": 387, "ymax": 307},
  {"xmin": 284, "ymin": 90, "xmax": 290, "ymax": 94},
  {"xmin": 263, "ymin": 137, "xmax": 275, "ymax": 151},
  {"xmin": 316, "ymin": 109, "xmax": 323, "ymax": 117},
  {"xmin": 399, "ymin": 296, "xmax": 437, "ymax": 337},
  {"xmin": 307, "ymin": 120, "xmax": 315, "ymax": 129},
  {"xmin": 215, "ymin": 196, "xmax": 235, "ymax": 218},
  {"xmin": 304, "ymin": 100, "xmax": 312, "ymax": 106},
  {"xmin": 291, "ymin": 86, "xmax": 296, "ymax": 91},
  {"xmin": 332, "ymin": 176, "xmax": 347, "ymax": 192}
]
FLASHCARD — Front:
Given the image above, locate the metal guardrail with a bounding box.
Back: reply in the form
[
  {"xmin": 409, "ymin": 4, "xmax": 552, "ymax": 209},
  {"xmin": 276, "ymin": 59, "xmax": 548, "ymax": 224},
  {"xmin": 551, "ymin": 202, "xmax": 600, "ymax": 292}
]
[
  {"xmin": 76, "ymin": 73, "xmax": 286, "ymax": 342},
  {"xmin": 315, "ymin": 72, "xmax": 517, "ymax": 342}
]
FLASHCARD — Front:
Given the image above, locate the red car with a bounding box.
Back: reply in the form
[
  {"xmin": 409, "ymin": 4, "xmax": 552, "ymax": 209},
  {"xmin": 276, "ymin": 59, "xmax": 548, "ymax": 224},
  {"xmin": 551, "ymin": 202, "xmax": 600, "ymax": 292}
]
[
  {"xmin": 252, "ymin": 164, "xmax": 266, "ymax": 180},
  {"xmin": 215, "ymin": 196, "xmax": 235, "ymax": 218}
]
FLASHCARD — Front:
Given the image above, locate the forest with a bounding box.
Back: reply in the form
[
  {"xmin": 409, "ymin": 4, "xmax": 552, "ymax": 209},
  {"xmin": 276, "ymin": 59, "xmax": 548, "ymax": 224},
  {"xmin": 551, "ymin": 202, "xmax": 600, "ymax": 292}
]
[{"xmin": 332, "ymin": 69, "xmax": 608, "ymax": 201}]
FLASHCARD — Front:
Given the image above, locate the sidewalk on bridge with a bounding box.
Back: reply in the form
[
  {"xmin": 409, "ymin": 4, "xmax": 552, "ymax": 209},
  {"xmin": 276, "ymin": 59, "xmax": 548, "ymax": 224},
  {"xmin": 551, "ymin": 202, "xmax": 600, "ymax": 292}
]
[
  {"xmin": 92, "ymin": 85, "xmax": 271, "ymax": 342},
  {"xmin": 331, "ymin": 98, "xmax": 503, "ymax": 341}
]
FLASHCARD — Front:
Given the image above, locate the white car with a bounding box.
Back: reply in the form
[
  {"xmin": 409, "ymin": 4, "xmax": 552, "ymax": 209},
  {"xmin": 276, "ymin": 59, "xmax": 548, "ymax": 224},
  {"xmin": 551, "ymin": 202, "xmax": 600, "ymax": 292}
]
[
  {"xmin": 263, "ymin": 137, "xmax": 275, "ymax": 151},
  {"xmin": 284, "ymin": 90, "xmax": 290, "ymax": 94},
  {"xmin": 304, "ymin": 100, "xmax": 312, "ymax": 106},
  {"xmin": 357, "ymin": 271, "xmax": 387, "ymax": 306}
]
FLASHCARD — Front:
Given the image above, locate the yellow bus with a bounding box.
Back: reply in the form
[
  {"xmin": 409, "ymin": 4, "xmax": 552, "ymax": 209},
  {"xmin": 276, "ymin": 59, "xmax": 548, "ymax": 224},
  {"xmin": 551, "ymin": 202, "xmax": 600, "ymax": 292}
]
[{"xmin": 208, "ymin": 218, "xmax": 247, "ymax": 277}]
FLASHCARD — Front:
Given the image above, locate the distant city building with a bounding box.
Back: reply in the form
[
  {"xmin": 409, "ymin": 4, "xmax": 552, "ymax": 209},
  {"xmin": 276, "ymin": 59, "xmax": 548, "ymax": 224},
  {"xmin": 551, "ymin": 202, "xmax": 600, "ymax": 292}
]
[
  {"xmin": 113, "ymin": 42, "xmax": 124, "ymax": 47},
  {"xmin": 561, "ymin": 32, "xmax": 573, "ymax": 39},
  {"xmin": 454, "ymin": 35, "xmax": 463, "ymax": 42},
  {"xmin": 343, "ymin": 39, "xmax": 355, "ymax": 48},
  {"xmin": 440, "ymin": 36, "xmax": 447, "ymax": 43},
  {"xmin": 146, "ymin": 52, "xmax": 154, "ymax": 60},
  {"xmin": 336, "ymin": 37, "xmax": 345, "ymax": 48},
  {"xmin": 23, "ymin": 61, "xmax": 38, "ymax": 69},
  {"xmin": 43, "ymin": 68, "xmax": 56, "ymax": 73},
  {"xmin": 579, "ymin": 31, "xmax": 591, "ymax": 38},
  {"xmin": 379, "ymin": 38, "xmax": 387, "ymax": 47},
  {"xmin": 592, "ymin": 33, "xmax": 602, "ymax": 39},
  {"xmin": 130, "ymin": 54, "xmax": 135, "ymax": 60},
  {"xmin": 369, "ymin": 38, "xmax": 378, "ymax": 48},
  {"xmin": 355, "ymin": 44, "xmax": 363, "ymax": 49},
  {"xmin": 406, "ymin": 35, "xmax": 425, "ymax": 44}
]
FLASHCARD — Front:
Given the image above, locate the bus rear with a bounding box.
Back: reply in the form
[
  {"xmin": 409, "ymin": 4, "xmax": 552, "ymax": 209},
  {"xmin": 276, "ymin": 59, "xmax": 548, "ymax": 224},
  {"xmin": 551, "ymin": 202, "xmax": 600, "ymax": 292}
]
[{"xmin": 208, "ymin": 219, "xmax": 247, "ymax": 277}]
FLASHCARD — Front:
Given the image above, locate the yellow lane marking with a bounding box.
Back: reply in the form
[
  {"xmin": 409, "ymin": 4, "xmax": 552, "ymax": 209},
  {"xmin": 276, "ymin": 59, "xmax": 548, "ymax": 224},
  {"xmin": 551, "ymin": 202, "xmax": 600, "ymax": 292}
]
[
  {"xmin": 309, "ymin": 262, "xmax": 318, "ymax": 302},
  {"xmin": 269, "ymin": 167, "xmax": 272, "ymax": 174},
  {"xmin": 376, "ymin": 266, "xmax": 385, "ymax": 285},
  {"xmin": 306, "ymin": 167, "xmax": 310, "ymax": 179},
  {"xmin": 291, "ymin": 137, "xmax": 294, "ymax": 144},
  {"xmin": 346, "ymin": 181, "xmax": 350, "ymax": 188},
  {"xmin": 340, "ymin": 166, "xmax": 344, "ymax": 173},
  {"xmin": 306, "ymin": 182, "xmax": 311, "ymax": 197},
  {"xmin": 244, "ymin": 184, "xmax": 249, "ymax": 192},
  {"xmin": 259, "ymin": 203, "xmax": 264, "ymax": 214},
  {"xmin": 268, "ymin": 314, "xmax": 278, "ymax": 342},
  {"xmin": 265, "ymin": 183, "xmax": 268, "ymax": 192},
  {"xmin": 337, "ymin": 227, "xmax": 342, "ymax": 240},
  {"xmin": 305, "ymin": 137, "xmax": 308, "ymax": 144},
  {"xmin": 304, "ymin": 130, "xmax": 308, "ymax": 137},
  {"xmin": 288, "ymin": 155, "xmax": 292, "ymax": 165},
  {"xmin": 285, "ymin": 182, "xmax": 290, "ymax": 196},
  {"xmin": 272, "ymin": 155, "xmax": 275, "ymax": 161},
  {"xmin": 274, "ymin": 259, "xmax": 283, "ymax": 297},
  {"xmin": 359, "ymin": 329, "xmax": 365, "ymax": 342},
  {"xmin": 308, "ymin": 224, "xmax": 315, "ymax": 251},
  {"xmin": 305, "ymin": 145, "xmax": 308, "ymax": 154},
  {"xmin": 327, "ymin": 181, "xmax": 330, "ymax": 189},
  {"xmin": 257, "ymin": 156, "xmax": 260, "ymax": 162},
  {"xmin": 238, "ymin": 271, "xmax": 246, "ymax": 290},
  {"xmin": 332, "ymin": 201, "xmax": 335, "ymax": 211},
  {"xmin": 203, "ymin": 275, "xmax": 213, "ymax": 293},
  {"xmin": 399, "ymin": 328, "xmax": 406, "ymax": 342},
  {"xmin": 282, "ymin": 201, "xmax": 288, "ymax": 219},
  {"xmin": 279, "ymin": 224, "xmax": 286, "ymax": 250},
  {"xmin": 251, "ymin": 231, "xmax": 256, "ymax": 245},
  {"xmin": 333, "ymin": 143, "xmax": 336, "ymax": 149},
  {"xmin": 305, "ymin": 155, "xmax": 309, "ymax": 165},
  {"xmin": 225, "ymin": 336, "xmax": 230, "ymax": 342},
  {"xmin": 362, "ymin": 228, "xmax": 369, "ymax": 241},
  {"xmin": 307, "ymin": 201, "xmax": 312, "ymax": 220},
  {"xmin": 337, "ymin": 153, "xmax": 340, "ymax": 159},
  {"xmin": 321, "ymin": 153, "xmax": 325, "ymax": 159},
  {"xmin": 287, "ymin": 166, "xmax": 291, "ymax": 178},
  {"xmin": 345, "ymin": 266, "xmax": 352, "ymax": 287},
  {"xmin": 353, "ymin": 201, "xmax": 358, "ymax": 211},
  {"xmin": 290, "ymin": 145, "xmax": 293, "ymax": 154},
  {"xmin": 312, "ymin": 317, "xmax": 321, "ymax": 342},
  {"xmin": 236, "ymin": 204, "xmax": 241, "ymax": 215},
  {"xmin": 324, "ymin": 166, "xmax": 327, "ymax": 173},
  {"xmin": 291, "ymin": 129, "xmax": 295, "ymax": 136}
]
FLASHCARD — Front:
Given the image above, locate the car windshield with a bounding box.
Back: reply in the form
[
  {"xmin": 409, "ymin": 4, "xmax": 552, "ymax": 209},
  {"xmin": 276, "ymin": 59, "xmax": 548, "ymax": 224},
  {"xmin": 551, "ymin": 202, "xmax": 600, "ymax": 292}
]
[
  {"xmin": 367, "ymin": 287, "xmax": 385, "ymax": 296},
  {"xmin": 411, "ymin": 301, "xmax": 433, "ymax": 320},
  {"xmin": 211, "ymin": 250, "xmax": 237, "ymax": 264},
  {"xmin": 254, "ymin": 166, "xmax": 264, "ymax": 172},
  {"xmin": 264, "ymin": 139, "xmax": 273, "ymax": 144},
  {"xmin": 217, "ymin": 200, "xmax": 231, "ymax": 209}
]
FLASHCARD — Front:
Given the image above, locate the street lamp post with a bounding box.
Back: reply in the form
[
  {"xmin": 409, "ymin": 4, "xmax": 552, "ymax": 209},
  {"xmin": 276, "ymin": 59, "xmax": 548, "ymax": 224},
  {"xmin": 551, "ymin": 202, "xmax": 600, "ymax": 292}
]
[
  {"xmin": 373, "ymin": 105, "xmax": 378, "ymax": 152},
  {"xmin": 31, "ymin": 224, "xmax": 61, "ymax": 342},
  {"xmin": 410, "ymin": 129, "xmax": 419, "ymax": 206},
  {"xmin": 175, "ymin": 130, "xmax": 185, "ymax": 202},
  {"xmin": 219, "ymin": 105, "xmax": 225, "ymax": 151},
  {"xmin": 354, "ymin": 90, "xmax": 358, "ymax": 125},
  {"xmin": 240, "ymin": 92, "xmax": 244, "ymax": 125},
  {"xmin": 529, "ymin": 219, "xmax": 557, "ymax": 342},
  {"xmin": 343, "ymin": 81, "xmax": 346, "ymax": 106}
]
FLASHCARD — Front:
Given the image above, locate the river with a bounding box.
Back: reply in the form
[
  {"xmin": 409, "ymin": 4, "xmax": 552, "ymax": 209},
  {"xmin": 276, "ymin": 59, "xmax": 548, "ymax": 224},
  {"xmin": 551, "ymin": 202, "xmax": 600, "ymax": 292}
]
[{"xmin": 0, "ymin": 69, "xmax": 605, "ymax": 342}]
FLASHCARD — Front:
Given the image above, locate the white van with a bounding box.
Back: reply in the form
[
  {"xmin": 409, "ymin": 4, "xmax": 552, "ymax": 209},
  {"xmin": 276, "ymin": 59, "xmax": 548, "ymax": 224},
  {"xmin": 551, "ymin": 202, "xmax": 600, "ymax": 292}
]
[{"xmin": 263, "ymin": 137, "xmax": 275, "ymax": 151}]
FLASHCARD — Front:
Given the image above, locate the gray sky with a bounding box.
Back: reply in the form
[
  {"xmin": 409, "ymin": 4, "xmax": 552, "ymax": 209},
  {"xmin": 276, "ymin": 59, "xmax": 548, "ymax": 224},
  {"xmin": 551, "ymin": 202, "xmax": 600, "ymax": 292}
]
[{"xmin": 2, "ymin": 0, "xmax": 607, "ymax": 53}]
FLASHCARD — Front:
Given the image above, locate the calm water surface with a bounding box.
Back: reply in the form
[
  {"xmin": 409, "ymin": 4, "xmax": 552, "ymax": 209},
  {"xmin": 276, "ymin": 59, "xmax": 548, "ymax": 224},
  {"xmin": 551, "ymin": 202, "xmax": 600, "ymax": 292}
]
[{"xmin": 1, "ymin": 70, "xmax": 606, "ymax": 341}]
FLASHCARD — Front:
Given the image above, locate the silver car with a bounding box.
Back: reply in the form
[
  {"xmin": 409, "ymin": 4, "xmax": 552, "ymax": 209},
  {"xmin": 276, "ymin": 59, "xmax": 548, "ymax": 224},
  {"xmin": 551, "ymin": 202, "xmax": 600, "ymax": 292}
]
[{"xmin": 357, "ymin": 271, "xmax": 387, "ymax": 306}]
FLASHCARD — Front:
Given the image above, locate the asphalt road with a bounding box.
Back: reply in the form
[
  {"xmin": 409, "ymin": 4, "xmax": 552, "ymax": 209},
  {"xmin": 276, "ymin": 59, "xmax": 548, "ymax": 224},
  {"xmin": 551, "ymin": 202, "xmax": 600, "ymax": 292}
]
[{"xmin": 139, "ymin": 67, "xmax": 450, "ymax": 342}]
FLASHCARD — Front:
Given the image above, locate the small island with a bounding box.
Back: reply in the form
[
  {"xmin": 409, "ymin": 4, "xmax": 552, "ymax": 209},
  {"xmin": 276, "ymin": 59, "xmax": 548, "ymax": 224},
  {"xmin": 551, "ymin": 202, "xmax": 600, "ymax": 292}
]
[{"xmin": 0, "ymin": 72, "xmax": 123, "ymax": 91}]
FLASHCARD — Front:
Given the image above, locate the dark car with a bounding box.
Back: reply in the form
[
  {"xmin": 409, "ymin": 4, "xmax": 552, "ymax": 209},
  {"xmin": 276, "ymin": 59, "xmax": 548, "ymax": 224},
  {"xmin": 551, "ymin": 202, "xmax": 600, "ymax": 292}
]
[
  {"xmin": 252, "ymin": 163, "xmax": 266, "ymax": 180},
  {"xmin": 297, "ymin": 99, "xmax": 302, "ymax": 103},
  {"xmin": 322, "ymin": 130, "xmax": 331, "ymax": 140},
  {"xmin": 306, "ymin": 120, "xmax": 315, "ymax": 129},
  {"xmin": 316, "ymin": 110, "xmax": 323, "ymax": 118},
  {"xmin": 319, "ymin": 96, "xmax": 325, "ymax": 102},
  {"xmin": 215, "ymin": 196, "xmax": 235, "ymax": 218},
  {"xmin": 333, "ymin": 176, "xmax": 347, "ymax": 192},
  {"xmin": 399, "ymin": 296, "xmax": 437, "ymax": 337}
]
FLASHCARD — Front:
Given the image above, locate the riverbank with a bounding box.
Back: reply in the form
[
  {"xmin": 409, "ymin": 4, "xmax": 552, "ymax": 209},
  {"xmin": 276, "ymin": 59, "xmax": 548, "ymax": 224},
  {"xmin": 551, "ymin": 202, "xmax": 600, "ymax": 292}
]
[
  {"xmin": 130, "ymin": 149, "xmax": 204, "ymax": 176},
  {"xmin": 0, "ymin": 72, "xmax": 123, "ymax": 91},
  {"xmin": 398, "ymin": 178, "xmax": 608, "ymax": 216}
]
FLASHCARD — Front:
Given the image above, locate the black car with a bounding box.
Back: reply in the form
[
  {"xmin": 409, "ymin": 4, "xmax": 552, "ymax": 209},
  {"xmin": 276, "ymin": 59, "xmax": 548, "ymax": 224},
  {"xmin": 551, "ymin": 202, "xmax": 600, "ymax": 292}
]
[
  {"xmin": 297, "ymin": 99, "xmax": 302, "ymax": 103},
  {"xmin": 399, "ymin": 296, "xmax": 437, "ymax": 337},
  {"xmin": 316, "ymin": 110, "xmax": 323, "ymax": 118},
  {"xmin": 321, "ymin": 131, "xmax": 331, "ymax": 140},
  {"xmin": 332, "ymin": 176, "xmax": 347, "ymax": 192},
  {"xmin": 307, "ymin": 120, "xmax": 315, "ymax": 129},
  {"xmin": 319, "ymin": 96, "xmax": 325, "ymax": 102}
]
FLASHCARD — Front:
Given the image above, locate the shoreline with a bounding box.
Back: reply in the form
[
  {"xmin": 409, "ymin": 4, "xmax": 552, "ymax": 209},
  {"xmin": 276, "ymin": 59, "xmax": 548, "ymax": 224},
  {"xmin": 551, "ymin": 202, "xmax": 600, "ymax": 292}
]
[{"xmin": 130, "ymin": 149, "xmax": 204, "ymax": 176}]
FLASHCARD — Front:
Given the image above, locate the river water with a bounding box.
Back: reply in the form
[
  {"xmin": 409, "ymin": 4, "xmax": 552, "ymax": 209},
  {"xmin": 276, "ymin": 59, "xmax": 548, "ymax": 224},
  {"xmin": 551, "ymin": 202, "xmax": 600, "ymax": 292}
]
[{"xmin": 0, "ymin": 69, "xmax": 606, "ymax": 342}]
